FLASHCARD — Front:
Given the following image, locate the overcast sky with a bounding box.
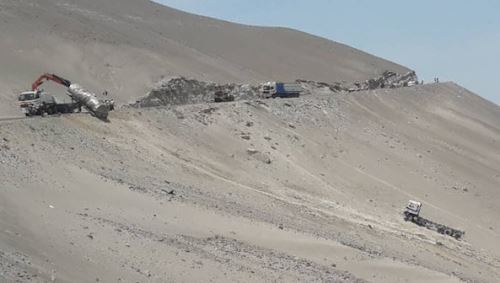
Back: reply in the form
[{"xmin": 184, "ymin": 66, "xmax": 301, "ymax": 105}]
[{"xmin": 155, "ymin": 0, "xmax": 500, "ymax": 105}]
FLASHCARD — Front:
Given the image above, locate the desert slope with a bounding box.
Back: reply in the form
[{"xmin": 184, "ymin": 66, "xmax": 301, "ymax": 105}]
[
  {"xmin": 1, "ymin": 83, "xmax": 499, "ymax": 282},
  {"xmin": 0, "ymin": 0, "xmax": 408, "ymax": 116}
]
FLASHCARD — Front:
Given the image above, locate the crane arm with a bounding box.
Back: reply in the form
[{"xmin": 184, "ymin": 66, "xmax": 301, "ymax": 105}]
[{"xmin": 31, "ymin": 73, "xmax": 72, "ymax": 91}]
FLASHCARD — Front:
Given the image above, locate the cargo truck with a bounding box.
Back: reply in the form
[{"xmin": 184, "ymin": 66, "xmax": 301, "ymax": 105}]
[
  {"xmin": 404, "ymin": 200, "xmax": 465, "ymax": 240},
  {"xmin": 261, "ymin": 82, "xmax": 302, "ymax": 98}
]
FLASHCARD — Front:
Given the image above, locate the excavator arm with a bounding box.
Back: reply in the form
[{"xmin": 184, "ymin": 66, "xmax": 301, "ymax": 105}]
[{"xmin": 31, "ymin": 73, "xmax": 72, "ymax": 91}]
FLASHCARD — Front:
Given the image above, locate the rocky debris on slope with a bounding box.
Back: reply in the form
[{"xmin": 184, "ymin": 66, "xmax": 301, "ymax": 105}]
[
  {"xmin": 299, "ymin": 71, "xmax": 419, "ymax": 93},
  {"xmin": 296, "ymin": 79, "xmax": 345, "ymax": 95},
  {"xmin": 131, "ymin": 71, "xmax": 419, "ymax": 108},
  {"xmin": 130, "ymin": 77, "xmax": 260, "ymax": 108},
  {"xmin": 347, "ymin": 71, "xmax": 419, "ymax": 92},
  {"xmin": 0, "ymin": 250, "xmax": 44, "ymax": 282}
]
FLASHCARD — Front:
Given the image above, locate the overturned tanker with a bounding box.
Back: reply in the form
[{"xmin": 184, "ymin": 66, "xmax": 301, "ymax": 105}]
[
  {"xmin": 18, "ymin": 73, "xmax": 113, "ymax": 120},
  {"xmin": 404, "ymin": 200, "xmax": 465, "ymax": 240},
  {"xmin": 67, "ymin": 84, "xmax": 112, "ymax": 120}
]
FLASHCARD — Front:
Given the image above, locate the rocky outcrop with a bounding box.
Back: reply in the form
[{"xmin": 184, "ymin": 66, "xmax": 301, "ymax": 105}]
[{"xmin": 348, "ymin": 71, "xmax": 419, "ymax": 92}]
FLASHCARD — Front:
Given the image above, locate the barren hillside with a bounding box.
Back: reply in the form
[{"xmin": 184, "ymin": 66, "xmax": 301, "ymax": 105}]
[
  {"xmin": 0, "ymin": 0, "xmax": 408, "ymax": 116},
  {"xmin": 1, "ymin": 83, "xmax": 499, "ymax": 282},
  {"xmin": 1, "ymin": 1, "xmax": 500, "ymax": 282}
]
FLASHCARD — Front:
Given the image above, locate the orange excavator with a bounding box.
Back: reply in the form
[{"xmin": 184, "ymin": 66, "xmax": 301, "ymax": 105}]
[
  {"xmin": 31, "ymin": 73, "xmax": 72, "ymax": 91},
  {"xmin": 18, "ymin": 73, "xmax": 113, "ymax": 120}
]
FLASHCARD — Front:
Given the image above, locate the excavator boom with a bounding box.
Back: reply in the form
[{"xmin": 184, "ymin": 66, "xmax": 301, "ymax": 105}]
[{"xmin": 31, "ymin": 73, "xmax": 72, "ymax": 91}]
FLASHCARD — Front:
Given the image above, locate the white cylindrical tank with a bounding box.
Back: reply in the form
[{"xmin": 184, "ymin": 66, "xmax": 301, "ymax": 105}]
[{"xmin": 67, "ymin": 84, "xmax": 109, "ymax": 119}]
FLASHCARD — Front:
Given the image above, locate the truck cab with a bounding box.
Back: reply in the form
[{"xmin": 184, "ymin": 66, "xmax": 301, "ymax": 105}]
[
  {"xmin": 18, "ymin": 90, "xmax": 43, "ymax": 113},
  {"xmin": 405, "ymin": 200, "xmax": 422, "ymax": 217},
  {"xmin": 261, "ymin": 82, "xmax": 302, "ymax": 98},
  {"xmin": 18, "ymin": 90, "xmax": 40, "ymax": 103},
  {"xmin": 18, "ymin": 90, "xmax": 60, "ymax": 116},
  {"xmin": 261, "ymin": 82, "xmax": 276, "ymax": 98}
]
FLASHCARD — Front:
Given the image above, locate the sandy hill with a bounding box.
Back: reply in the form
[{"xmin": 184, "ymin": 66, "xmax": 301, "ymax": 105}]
[
  {"xmin": 1, "ymin": 83, "xmax": 500, "ymax": 282},
  {"xmin": 2, "ymin": 1, "xmax": 500, "ymax": 282},
  {"xmin": 0, "ymin": 0, "xmax": 408, "ymax": 116}
]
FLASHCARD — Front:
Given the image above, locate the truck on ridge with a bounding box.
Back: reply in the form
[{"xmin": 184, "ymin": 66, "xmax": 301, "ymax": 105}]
[
  {"xmin": 404, "ymin": 200, "xmax": 465, "ymax": 240},
  {"xmin": 261, "ymin": 82, "xmax": 302, "ymax": 98}
]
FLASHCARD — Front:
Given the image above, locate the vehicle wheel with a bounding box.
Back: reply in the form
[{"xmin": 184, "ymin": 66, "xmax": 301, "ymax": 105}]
[{"xmin": 403, "ymin": 213, "xmax": 411, "ymax": 221}]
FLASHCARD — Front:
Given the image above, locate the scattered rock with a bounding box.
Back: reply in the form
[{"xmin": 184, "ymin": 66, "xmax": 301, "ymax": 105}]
[
  {"xmin": 129, "ymin": 185, "xmax": 147, "ymax": 192},
  {"xmin": 247, "ymin": 148, "xmax": 258, "ymax": 155},
  {"xmin": 161, "ymin": 189, "xmax": 175, "ymax": 195},
  {"xmin": 201, "ymin": 107, "xmax": 218, "ymax": 114},
  {"xmin": 246, "ymin": 121, "xmax": 254, "ymax": 127},
  {"xmin": 241, "ymin": 135, "xmax": 251, "ymax": 140}
]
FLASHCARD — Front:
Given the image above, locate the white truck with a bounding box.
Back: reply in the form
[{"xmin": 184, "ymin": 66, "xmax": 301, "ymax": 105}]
[{"xmin": 404, "ymin": 200, "xmax": 464, "ymax": 240}]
